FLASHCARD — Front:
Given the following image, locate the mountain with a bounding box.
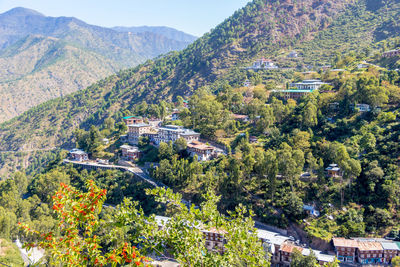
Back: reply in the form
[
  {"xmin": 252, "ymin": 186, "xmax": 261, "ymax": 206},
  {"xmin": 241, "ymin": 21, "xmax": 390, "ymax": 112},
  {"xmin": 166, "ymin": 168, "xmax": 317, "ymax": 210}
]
[
  {"xmin": 1, "ymin": 0, "xmax": 400, "ymax": 172},
  {"xmin": 112, "ymin": 26, "xmax": 197, "ymax": 43},
  {"xmin": 0, "ymin": 7, "xmax": 196, "ymax": 122}
]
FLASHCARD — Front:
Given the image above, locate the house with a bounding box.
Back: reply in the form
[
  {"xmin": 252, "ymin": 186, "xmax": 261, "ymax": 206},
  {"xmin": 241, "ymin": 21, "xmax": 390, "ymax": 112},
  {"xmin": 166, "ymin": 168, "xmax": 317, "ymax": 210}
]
[
  {"xmin": 329, "ymin": 102, "xmax": 340, "ymax": 112},
  {"xmin": 332, "ymin": 238, "xmax": 358, "ymax": 264},
  {"xmin": 69, "ymin": 149, "xmax": 88, "ymax": 162},
  {"xmin": 326, "ymin": 164, "xmax": 341, "ymax": 178},
  {"xmin": 381, "ymin": 242, "xmax": 400, "ymax": 264},
  {"xmin": 102, "ymin": 138, "xmax": 109, "ymax": 145},
  {"xmin": 187, "ymin": 141, "xmax": 215, "ymax": 161},
  {"xmin": 123, "ymin": 116, "xmax": 144, "ymax": 126},
  {"xmin": 127, "ymin": 123, "xmax": 152, "ymax": 145},
  {"xmin": 288, "ymin": 50, "xmax": 298, "ymax": 58},
  {"xmin": 290, "ymin": 80, "xmax": 329, "ymax": 91},
  {"xmin": 356, "ymin": 241, "xmax": 384, "ymax": 265},
  {"xmin": 383, "ymin": 49, "xmax": 400, "ymax": 58},
  {"xmin": 303, "ymin": 205, "xmax": 320, "ymax": 217},
  {"xmin": 355, "ymin": 104, "xmax": 371, "ymax": 112},
  {"xmin": 121, "ymin": 145, "xmax": 141, "ymax": 161}
]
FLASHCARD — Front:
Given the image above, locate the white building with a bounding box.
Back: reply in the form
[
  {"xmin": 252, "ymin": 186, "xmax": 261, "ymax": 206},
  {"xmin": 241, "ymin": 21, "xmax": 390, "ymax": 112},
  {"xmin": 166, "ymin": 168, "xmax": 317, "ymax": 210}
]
[
  {"xmin": 187, "ymin": 141, "xmax": 216, "ymax": 161},
  {"xmin": 290, "ymin": 79, "xmax": 329, "ymax": 91},
  {"xmin": 69, "ymin": 149, "xmax": 88, "ymax": 162},
  {"xmin": 154, "ymin": 125, "xmax": 200, "ymax": 145},
  {"xmin": 127, "ymin": 123, "xmax": 152, "ymax": 145}
]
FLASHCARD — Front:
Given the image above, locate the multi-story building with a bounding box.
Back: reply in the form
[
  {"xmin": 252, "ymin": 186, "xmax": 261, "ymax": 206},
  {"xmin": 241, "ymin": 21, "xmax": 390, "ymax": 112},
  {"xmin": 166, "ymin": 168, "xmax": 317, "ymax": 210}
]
[
  {"xmin": 203, "ymin": 228, "xmax": 227, "ymax": 254},
  {"xmin": 356, "ymin": 241, "xmax": 384, "ymax": 265},
  {"xmin": 333, "ymin": 238, "xmax": 358, "ymax": 264},
  {"xmin": 187, "ymin": 141, "xmax": 215, "ymax": 161},
  {"xmin": 69, "ymin": 149, "xmax": 88, "ymax": 162},
  {"xmin": 123, "ymin": 115, "xmax": 144, "ymax": 126},
  {"xmin": 249, "ymin": 58, "xmax": 278, "ymax": 70},
  {"xmin": 381, "ymin": 242, "xmax": 400, "ymax": 264},
  {"xmin": 127, "ymin": 123, "xmax": 152, "ymax": 145},
  {"xmin": 121, "ymin": 145, "xmax": 141, "ymax": 161},
  {"xmin": 154, "ymin": 125, "xmax": 200, "ymax": 145}
]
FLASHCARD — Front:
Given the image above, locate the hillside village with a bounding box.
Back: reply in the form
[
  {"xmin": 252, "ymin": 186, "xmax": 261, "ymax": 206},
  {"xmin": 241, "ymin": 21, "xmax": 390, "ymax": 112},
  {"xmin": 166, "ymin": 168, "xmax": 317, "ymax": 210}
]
[
  {"xmin": 2, "ymin": 0, "xmax": 400, "ymax": 266},
  {"xmin": 62, "ymin": 47, "xmax": 400, "ymax": 266}
]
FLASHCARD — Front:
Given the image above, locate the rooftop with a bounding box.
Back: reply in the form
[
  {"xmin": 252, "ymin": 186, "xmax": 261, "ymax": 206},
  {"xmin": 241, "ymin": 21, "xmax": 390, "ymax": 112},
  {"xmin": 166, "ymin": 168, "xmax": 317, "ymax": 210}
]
[
  {"xmin": 381, "ymin": 242, "xmax": 400, "ymax": 250},
  {"xmin": 256, "ymin": 229, "xmax": 290, "ymax": 246},
  {"xmin": 332, "ymin": 238, "xmax": 359, "ymax": 248},
  {"xmin": 187, "ymin": 141, "xmax": 214, "ymax": 151},
  {"xmin": 123, "ymin": 115, "xmax": 142, "ymax": 120},
  {"xmin": 357, "ymin": 241, "xmax": 383, "ymax": 251},
  {"xmin": 128, "ymin": 123, "xmax": 151, "ymax": 128},
  {"xmin": 69, "ymin": 148, "xmax": 87, "ymax": 155},
  {"xmin": 280, "ymin": 243, "xmax": 303, "ymax": 253}
]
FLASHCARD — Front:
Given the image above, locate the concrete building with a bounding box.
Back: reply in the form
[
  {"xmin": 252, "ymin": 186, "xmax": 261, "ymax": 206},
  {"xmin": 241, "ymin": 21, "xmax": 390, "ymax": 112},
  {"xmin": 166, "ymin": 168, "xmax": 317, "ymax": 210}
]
[
  {"xmin": 356, "ymin": 241, "xmax": 384, "ymax": 265},
  {"xmin": 355, "ymin": 104, "xmax": 371, "ymax": 112},
  {"xmin": 128, "ymin": 123, "xmax": 152, "ymax": 145},
  {"xmin": 249, "ymin": 58, "xmax": 278, "ymax": 70},
  {"xmin": 121, "ymin": 145, "xmax": 141, "ymax": 161},
  {"xmin": 288, "ymin": 51, "xmax": 298, "ymax": 58},
  {"xmin": 69, "ymin": 149, "xmax": 88, "ymax": 162},
  {"xmin": 333, "ymin": 238, "xmax": 358, "ymax": 264},
  {"xmin": 187, "ymin": 141, "xmax": 216, "ymax": 161},
  {"xmin": 155, "ymin": 125, "xmax": 200, "ymax": 145},
  {"xmin": 381, "ymin": 242, "xmax": 400, "ymax": 264}
]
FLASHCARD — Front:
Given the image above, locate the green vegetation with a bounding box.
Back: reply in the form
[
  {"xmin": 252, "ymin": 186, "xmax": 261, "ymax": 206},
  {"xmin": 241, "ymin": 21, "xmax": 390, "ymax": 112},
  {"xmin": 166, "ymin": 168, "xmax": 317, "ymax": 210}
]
[{"xmin": 0, "ymin": 238, "xmax": 24, "ymax": 266}]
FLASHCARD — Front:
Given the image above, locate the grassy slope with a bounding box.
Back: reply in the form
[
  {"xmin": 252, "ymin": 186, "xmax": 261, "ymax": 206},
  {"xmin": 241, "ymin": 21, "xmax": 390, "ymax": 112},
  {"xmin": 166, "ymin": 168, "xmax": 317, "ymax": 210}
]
[{"xmin": 0, "ymin": 0, "xmax": 399, "ymax": 173}]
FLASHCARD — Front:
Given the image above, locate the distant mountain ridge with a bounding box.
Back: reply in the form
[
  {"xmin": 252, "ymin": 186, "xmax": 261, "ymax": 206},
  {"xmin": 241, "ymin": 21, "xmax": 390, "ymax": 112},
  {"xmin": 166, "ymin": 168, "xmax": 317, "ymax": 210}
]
[
  {"xmin": 112, "ymin": 26, "xmax": 197, "ymax": 43},
  {"xmin": 0, "ymin": 7, "xmax": 197, "ymax": 122}
]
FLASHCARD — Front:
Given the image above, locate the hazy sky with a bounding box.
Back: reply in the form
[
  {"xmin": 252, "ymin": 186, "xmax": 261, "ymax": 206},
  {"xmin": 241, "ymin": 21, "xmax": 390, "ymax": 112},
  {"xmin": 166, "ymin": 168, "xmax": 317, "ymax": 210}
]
[{"xmin": 0, "ymin": 0, "xmax": 251, "ymax": 36}]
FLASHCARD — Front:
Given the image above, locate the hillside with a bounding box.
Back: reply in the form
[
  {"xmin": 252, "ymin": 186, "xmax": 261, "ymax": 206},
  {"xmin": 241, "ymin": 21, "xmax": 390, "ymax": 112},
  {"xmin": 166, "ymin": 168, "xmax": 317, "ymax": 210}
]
[
  {"xmin": 0, "ymin": 7, "xmax": 196, "ymax": 122},
  {"xmin": 1, "ymin": 0, "xmax": 400, "ymax": 169},
  {"xmin": 112, "ymin": 26, "xmax": 197, "ymax": 43}
]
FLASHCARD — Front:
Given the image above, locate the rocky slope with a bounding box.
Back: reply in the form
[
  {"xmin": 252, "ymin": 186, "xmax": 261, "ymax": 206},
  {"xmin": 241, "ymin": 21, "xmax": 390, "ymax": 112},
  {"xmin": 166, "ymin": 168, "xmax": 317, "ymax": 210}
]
[{"xmin": 0, "ymin": 7, "xmax": 196, "ymax": 122}]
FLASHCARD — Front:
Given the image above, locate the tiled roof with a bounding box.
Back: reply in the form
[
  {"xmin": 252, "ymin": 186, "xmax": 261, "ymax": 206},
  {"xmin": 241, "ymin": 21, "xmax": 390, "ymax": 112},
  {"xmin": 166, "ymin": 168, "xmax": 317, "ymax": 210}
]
[{"xmin": 280, "ymin": 243, "xmax": 303, "ymax": 253}]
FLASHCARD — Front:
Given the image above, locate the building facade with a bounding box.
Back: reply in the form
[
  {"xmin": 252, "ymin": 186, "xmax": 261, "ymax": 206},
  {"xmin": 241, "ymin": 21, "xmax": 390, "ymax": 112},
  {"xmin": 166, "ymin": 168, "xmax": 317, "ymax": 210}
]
[
  {"xmin": 69, "ymin": 149, "xmax": 89, "ymax": 162},
  {"xmin": 123, "ymin": 116, "xmax": 144, "ymax": 126},
  {"xmin": 187, "ymin": 141, "xmax": 215, "ymax": 161},
  {"xmin": 121, "ymin": 145, "xmax": 141, "ymax": 161},
  {"xmin": 290, "ymin": 80, "xmax": 329, "ymax": 91},
  {"xmin": 154, "ymin": 125, "xmax": 200, "ymax": 145},
  {"xmin": 127, "ymin": 123, "xmax": 152, "ymax": 145}
]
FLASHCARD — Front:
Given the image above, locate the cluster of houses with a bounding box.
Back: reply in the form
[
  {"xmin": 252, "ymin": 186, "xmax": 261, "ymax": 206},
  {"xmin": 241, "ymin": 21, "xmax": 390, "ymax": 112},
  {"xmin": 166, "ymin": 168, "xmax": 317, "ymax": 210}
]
[
  {"xmin": 122, "ymin": 116, "xmax": 221, "ymax": 162},
  {"xmin": 333, "ymin": 237, "xmax": 400, "ymax": 265},
  {"xmin": 154, "ymin": 216, "xmax": 336, "ymax": 266}
]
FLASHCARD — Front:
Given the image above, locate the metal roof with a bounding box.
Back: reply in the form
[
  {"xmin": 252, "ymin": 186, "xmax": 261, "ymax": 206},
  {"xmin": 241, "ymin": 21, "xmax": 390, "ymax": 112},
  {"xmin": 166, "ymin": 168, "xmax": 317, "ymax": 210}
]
[
  {"xmin": 381, "ymin": 242, "xmax": 400, "ymax": 250},
  {"xmin": 332, "ymin": 238, "xmax": 359, "ymax": 248},
  {"xmin": 127, "ymin": 123, "xmax": 151, "ymax": 128},
  {"xmin": 357, "ymin": 241, "xmax": 383, "ymax": 251}
]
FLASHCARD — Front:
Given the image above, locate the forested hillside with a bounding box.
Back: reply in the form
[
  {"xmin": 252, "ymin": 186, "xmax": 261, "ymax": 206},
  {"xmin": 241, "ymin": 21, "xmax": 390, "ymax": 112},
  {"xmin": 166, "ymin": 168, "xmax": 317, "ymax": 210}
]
[
  {"xmin": 1, "ymin": 0, "xmax": 399, "ymax": 152},
  {"xmin": 0, "ymin": 7, "xmax": 196, "ymax": 122}
]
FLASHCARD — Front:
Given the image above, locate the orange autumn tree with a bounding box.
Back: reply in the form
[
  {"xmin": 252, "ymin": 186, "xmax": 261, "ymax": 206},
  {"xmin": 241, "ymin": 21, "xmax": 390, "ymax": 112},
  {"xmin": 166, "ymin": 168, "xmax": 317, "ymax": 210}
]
[{"xmin": 19, "ymin": 180, "xmax": 149, "ymax": 266}]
